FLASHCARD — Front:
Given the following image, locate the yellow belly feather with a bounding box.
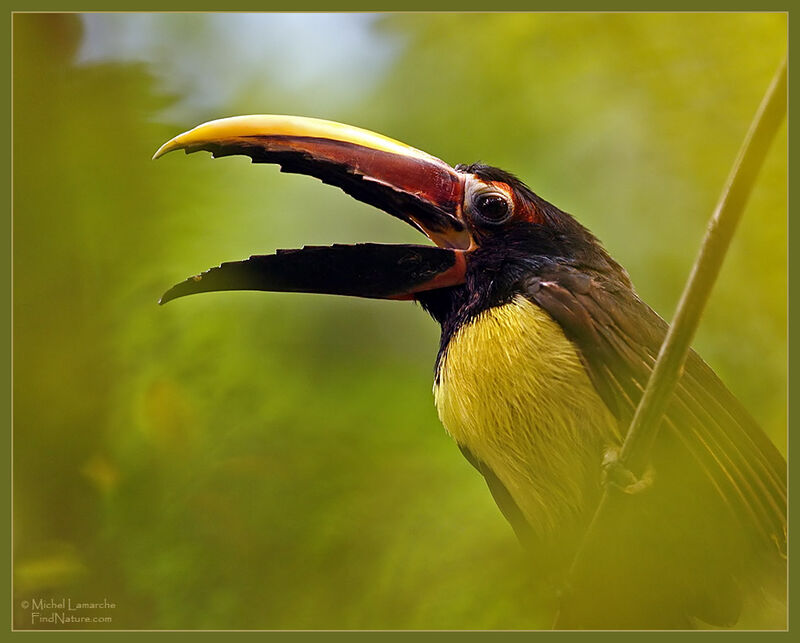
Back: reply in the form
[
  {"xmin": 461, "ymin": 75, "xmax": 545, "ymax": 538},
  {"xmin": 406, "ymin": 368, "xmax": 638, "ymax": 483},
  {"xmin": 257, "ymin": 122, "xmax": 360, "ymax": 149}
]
[{"xmin": 434, "ymin": 295, "xmax": 620, "ymax": 541}]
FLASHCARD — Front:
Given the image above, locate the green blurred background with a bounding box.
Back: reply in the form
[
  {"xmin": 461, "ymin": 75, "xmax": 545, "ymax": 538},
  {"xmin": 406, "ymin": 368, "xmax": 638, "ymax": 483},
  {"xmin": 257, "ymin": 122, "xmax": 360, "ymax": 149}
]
[{"xmin": 12, "ymin": 12, "xmax": 786, "ymax": 630}]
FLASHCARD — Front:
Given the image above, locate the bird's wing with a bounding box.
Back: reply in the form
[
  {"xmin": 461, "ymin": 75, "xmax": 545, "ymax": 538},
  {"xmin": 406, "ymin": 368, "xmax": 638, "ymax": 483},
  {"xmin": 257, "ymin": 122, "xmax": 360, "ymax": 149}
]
[
  {"xmin": 525, "ymin": 265, "xmax": 786, "ymax": 628},
  {"xmin": 457, "ymin": 443, "xmax": 535, "ymax": 544}
]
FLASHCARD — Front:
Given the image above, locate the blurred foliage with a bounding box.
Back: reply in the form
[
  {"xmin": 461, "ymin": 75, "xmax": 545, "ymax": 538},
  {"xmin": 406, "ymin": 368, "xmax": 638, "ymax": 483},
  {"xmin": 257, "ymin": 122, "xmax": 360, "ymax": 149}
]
[{"xmin": 13, "ymin": 13, "xmax": 785, "ymax": 629}]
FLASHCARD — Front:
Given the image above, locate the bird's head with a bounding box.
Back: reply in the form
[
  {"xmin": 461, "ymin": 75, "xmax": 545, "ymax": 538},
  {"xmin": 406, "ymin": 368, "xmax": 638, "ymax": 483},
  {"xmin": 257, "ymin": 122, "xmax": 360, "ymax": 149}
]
[{"xmin": 154, "ymin": 115, "xmax": 626, "ymax": 315}]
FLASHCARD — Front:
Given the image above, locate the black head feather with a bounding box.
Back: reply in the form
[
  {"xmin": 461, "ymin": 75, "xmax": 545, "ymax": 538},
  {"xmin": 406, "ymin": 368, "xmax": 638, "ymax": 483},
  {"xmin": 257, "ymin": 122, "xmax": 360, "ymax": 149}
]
[{"xmin": 419, "ymin": 164, "xmax": 633, "ymax": 373}]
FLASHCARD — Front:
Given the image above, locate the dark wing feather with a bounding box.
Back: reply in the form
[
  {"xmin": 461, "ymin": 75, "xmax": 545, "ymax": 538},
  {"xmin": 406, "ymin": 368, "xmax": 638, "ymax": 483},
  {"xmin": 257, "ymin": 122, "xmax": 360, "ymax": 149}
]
[
  {"xmin": 457, "ymin": 444, "xmax": 535, "ymax": 545},
  {"xmin": 525, "ymin": 266, "xmax": 786, "ymax": 628}
]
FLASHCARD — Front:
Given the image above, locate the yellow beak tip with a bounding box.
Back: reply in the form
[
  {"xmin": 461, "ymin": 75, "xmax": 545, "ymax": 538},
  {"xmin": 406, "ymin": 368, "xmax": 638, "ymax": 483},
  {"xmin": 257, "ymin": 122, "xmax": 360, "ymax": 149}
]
[{"xmin": 152, "ymin": 139, "xmax": 179, "ymax": 160}]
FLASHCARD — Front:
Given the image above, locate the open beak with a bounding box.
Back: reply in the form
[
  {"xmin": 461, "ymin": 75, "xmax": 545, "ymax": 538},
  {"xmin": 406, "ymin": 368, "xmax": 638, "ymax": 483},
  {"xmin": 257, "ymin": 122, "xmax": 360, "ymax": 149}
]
[{"xmin": 154, "ymin": 115, "xmax": 472, "ymax": 304}]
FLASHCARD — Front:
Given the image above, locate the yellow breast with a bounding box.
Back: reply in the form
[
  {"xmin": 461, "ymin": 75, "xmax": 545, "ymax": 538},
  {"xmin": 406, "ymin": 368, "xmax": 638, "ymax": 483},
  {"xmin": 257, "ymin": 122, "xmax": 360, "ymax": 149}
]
[{"xmin": 434, "ymin": 295, "xmax": 620, "ymax": 541}]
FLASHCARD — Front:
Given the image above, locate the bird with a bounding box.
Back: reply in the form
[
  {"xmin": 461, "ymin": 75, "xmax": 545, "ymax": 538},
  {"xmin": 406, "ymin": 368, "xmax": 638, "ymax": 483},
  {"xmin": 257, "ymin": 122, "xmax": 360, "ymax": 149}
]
[{"xmin": 154, "ymin": 115, "xmax": 786, "ymax": 629}]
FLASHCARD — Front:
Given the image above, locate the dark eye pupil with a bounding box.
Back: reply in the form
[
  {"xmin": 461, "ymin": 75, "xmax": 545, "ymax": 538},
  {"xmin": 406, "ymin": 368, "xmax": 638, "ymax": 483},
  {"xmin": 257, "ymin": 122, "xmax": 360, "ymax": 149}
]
[{"xmin": 476, "ymin": 194, "xmax": 510, "ymax": 222}]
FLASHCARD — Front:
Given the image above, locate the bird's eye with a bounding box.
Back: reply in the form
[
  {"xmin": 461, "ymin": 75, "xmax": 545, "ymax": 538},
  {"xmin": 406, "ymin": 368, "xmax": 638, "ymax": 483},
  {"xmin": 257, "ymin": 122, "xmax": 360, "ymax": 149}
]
[{"xmin": 473, "ymin": 193, "xmax": 512, "ymax": 225}]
